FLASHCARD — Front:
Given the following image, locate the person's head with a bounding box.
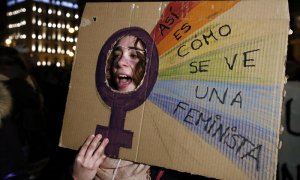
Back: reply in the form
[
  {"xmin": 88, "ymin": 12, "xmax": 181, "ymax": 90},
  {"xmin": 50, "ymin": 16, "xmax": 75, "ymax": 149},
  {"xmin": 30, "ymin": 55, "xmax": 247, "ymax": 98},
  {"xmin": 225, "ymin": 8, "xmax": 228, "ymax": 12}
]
[
  {"xmin": 0, "ymin": 46, "xmax": 28, "ymax": 79},
  {"xmin": 106, "ymin": 35, "xmax": 147, "ymax": 92}
]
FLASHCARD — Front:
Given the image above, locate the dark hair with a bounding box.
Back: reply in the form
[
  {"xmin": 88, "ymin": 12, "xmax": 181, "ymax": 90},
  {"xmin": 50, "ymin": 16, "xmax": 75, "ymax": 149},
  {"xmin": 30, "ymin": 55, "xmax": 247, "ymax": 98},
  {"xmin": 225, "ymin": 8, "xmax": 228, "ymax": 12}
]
[
  {"xmin": 0, "ymin": 46, "xmax": 28, "ymax": 79},
  {"xmin": 105, "ymin": 35, "xmax": 147, "ymax": 91}
]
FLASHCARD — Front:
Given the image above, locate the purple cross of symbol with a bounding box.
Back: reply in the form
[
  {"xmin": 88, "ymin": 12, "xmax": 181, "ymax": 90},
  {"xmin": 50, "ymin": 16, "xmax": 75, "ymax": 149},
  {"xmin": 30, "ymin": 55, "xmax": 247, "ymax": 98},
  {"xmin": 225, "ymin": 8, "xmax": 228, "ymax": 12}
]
[{"xmin": 95, "ymin": 107, "xmax": 133, "ymax": 158}]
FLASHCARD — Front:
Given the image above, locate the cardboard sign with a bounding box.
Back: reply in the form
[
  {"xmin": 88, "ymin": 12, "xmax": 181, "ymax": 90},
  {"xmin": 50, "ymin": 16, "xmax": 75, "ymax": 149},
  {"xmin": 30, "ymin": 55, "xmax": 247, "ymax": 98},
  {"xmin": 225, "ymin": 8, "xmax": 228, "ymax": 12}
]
[
  {"xmin": 278, "ymin": 82, "xmax": 300, "ymax": 179},
  {"xmin": 60, "ymin": 1, "xmax": 289, "ymax": 179}
]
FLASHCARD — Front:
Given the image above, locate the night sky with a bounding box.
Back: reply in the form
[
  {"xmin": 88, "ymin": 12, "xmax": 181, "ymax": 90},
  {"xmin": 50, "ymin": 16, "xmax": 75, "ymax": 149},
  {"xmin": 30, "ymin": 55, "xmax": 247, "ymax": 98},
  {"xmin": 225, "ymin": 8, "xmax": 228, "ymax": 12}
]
[{"xmin": 0, "ymin": 1, "xmax": 7, "ymax": 42}]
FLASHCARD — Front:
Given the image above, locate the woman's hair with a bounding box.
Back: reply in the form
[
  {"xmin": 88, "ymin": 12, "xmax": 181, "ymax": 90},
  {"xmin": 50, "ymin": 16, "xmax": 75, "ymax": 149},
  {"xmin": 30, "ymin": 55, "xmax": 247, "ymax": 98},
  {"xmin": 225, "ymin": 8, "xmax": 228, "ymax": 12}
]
[{"xmin": 105, "ymin": 35, "xmax": 147, "ymax": 91}]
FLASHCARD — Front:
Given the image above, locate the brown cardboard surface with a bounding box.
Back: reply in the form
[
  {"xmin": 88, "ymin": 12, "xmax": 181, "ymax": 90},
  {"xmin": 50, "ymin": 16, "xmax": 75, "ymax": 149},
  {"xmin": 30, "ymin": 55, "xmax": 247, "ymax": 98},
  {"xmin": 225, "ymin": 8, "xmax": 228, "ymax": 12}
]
[{"xmin": 60, "ymin": 1, "xmax": 289, "ymax": 179}]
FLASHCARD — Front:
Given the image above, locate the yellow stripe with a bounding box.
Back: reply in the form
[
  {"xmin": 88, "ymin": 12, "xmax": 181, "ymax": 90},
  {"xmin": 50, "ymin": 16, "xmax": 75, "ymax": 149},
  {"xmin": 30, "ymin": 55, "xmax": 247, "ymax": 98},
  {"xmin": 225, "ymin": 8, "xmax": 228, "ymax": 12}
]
[{"xmin": 157, "ymin": 1, "xmax": 240, "ymax": 56}]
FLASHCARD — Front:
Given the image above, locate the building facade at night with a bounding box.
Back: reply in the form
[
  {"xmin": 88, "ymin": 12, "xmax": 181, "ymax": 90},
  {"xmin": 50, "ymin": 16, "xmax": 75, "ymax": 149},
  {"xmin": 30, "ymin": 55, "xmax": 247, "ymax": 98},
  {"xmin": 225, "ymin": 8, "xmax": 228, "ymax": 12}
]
[{"xmin": 4, "ymin": 0, "xmax": 82, "ymax": 67}]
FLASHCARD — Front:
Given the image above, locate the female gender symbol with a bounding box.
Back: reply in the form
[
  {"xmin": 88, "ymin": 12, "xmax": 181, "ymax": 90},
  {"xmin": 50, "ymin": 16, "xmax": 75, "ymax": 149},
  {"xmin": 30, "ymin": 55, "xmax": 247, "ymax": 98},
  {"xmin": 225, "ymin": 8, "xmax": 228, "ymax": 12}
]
[{"xmin": 95, "ymin": 27, "xmax": 158, "ymax": 158}]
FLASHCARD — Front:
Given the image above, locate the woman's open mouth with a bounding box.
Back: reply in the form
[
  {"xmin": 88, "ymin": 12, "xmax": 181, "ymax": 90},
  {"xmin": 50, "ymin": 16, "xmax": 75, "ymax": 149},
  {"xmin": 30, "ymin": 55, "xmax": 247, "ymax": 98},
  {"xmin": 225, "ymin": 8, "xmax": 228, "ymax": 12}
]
[{"xmin": 116, "ymin": 74, "xmax": 133, "ymax": 89}]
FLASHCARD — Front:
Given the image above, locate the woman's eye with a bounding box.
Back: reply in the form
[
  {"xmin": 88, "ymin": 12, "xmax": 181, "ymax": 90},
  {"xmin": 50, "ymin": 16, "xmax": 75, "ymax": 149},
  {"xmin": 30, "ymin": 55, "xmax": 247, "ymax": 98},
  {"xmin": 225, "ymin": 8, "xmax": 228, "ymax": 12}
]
[
  {"xmin": 129, "ymin": 50, "xmax": 139, "ymax": 59},
  {"xmin": 113, "ymin": 50, "xmax": 122, "ymax": 57},
  {"xmin": 129, "ymin": 53, "xmax": 138, "ymax": 59}
]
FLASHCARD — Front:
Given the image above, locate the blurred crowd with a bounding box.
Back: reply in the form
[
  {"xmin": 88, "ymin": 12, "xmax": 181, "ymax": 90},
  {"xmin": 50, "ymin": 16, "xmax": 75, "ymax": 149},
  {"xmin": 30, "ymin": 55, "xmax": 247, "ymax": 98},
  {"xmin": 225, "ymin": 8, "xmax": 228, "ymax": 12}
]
[{"xmin": 0, "ymin": 45, "xmax": 75, "ymax": 180}]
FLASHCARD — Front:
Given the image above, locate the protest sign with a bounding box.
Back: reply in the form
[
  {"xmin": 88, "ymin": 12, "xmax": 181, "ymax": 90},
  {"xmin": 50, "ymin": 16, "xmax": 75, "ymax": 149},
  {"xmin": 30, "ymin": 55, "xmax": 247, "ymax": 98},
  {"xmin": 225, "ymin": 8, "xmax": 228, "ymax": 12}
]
[
  {"xmin": 278, "ymin": 81, "xmax": 300, "ymax": 179},
  {"xmin": 60, "ymin": 1, "xmax": 289, "ymax": 179}
]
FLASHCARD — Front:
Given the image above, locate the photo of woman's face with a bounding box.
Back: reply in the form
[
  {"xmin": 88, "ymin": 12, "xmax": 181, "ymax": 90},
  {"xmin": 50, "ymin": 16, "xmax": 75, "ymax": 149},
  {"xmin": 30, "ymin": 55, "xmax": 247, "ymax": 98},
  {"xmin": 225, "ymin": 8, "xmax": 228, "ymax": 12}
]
[{"xmin": 106, "ymin": 35, "xmax": 146, "ymax": 92}]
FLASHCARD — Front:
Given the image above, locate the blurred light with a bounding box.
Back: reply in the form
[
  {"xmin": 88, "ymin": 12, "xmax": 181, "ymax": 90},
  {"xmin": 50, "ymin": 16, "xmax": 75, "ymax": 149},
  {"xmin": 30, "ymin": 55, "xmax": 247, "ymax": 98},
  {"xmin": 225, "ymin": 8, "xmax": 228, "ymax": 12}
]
[
  {"xmin": 48, "ymin": 9, "xmax": 52, "ymax": 14},
  {"xmin": 20, "ymin": 34, "xmax": 26, "ymax": 39},
  {"xmin": 8, "ymin": 20, "xmax": 26, "ymax": 29},
  {"xmin": 7, "ymin": 0, "xmax": 15, "ymax": 6},
  {"xmin": 37, "ymin": 61, "xmax": 41, "ymax": 66},
  {"xmin": 74, "ymin": 26, "xmax": 79, "ymax": 31},
  {"xmin": 57, "ymin": 10, "xmax": 61, "ymax": 16},
  {"xmin": 60, "ymin": 1, "xmax": 78, "ymax": 9},
  {"xmin": 32, "ymin": 34, "xmax": 36, "ymax": 39},
  {"xmin": 4, "ymin": 172, "xmax": 17, "ymax": 179},
  {"xmin": 72, "ymin": 45, "xmax": 76, "ymax": 51},
  {"xmin": 47, "ymin": 61, "xmax": 51, "ymax": 66},
  {"xmin": 37, "ymin": 8, "xmax": 42, "ymax": 13},
  {"xmin": 75, "ymin": 14, "xmax": 79, "ymax": 19},
  {"xmin": 68, "ymin": 27, "xmax": 75, "ymax": 33},
  {"xmin": 7, "ymin": 8, "xmax": 26, "ymax": 16},
  {"xmin": 33, "ymin": 0, "xmax": 51, "ymax": 3},
  {"xmin": 5, "ymin": 38, "xmax": 12, "ymax": 46},
  {"xmin": 38, "ymin": 45, "xmax": 42, "ymax": 52},
  {"xmin": 288, "ymin": 29, "xmax": 293, "ymax": 35},
  {"xmin": 66, "ymin": 12, "xmax": 70, "ymax": 18},
  {"xmin": 56, "ymin": 62, "xmax": 61, "ymax": 67},
  {"xmin": 31, "ymin": 44, "xmax": 36, "ymax": 51},
  {"xmin": 61, "ymin": 60, "xmax": 65, "ymax": 67},
  {"xmin": 33, "ymin": 6, "xmax": 36, "ymax": 11},
  {"xmin": 68, "ymin": 51, "xmax": 74, "ymax": 57},
  {"xmin": 42, "ymin": 61, "xmax": 46, "ymax": 66}
]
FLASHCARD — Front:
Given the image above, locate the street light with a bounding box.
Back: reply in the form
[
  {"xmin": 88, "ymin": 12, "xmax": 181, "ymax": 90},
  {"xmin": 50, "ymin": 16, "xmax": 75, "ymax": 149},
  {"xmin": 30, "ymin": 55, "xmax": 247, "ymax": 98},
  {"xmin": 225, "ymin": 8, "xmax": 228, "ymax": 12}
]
[
  {"xmin": 5, "ymin": 38, "xmax": 12, "ymax": 47},
  {"xmin": 68, "ymin": 27, "xmax": 75, "ymax": 33}
]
